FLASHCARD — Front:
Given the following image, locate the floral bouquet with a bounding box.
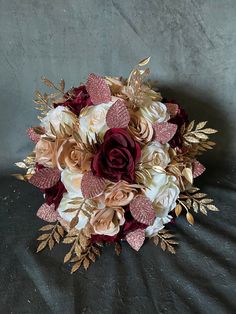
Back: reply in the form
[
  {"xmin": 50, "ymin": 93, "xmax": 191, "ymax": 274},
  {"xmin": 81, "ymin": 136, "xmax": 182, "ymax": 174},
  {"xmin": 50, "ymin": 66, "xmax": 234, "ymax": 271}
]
[{"xmin": 14, "ymin": 57, "xmax": 218, "ymax": 273}]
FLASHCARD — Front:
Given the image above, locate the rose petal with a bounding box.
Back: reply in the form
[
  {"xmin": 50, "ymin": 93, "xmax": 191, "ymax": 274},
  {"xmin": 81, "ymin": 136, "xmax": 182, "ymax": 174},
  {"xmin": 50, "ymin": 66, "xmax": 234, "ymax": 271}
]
[
  {"xmin": 106, "ymin": 99, "xmax": 130, "ymax": 128},
  {"xmin": 37, "ymin": 203, "xmax": 58, "ymax": 222},
  {"xmin": 29, "ymin": 168, "xmax": 61, "ymax": 189},
  {"xmin": 81, "ymin": 171, "xmax": 106, "ymax": 199},
  {"xmin": 165, "ymin": 103, "xmax": 179, "ymax": 117},
  {"xmin": 86, "ymin": 73, "xmax": 111, "ymax": 105},
  {"xmin": 126, "ymin": 228, "xmax": 145, "ymax": 251},
  {"xmin": 193, "ymin": 160, "xmax": 206, "ymax": 178},
  {"xmin": 153, "ymin": 122, "xmax": 177, "ymax": 144},
  {"xmin": 27, "ymin": 128, "xmax": 41, "ymax": 143},
  {"xmin": 130, "ymin": 195, "xmax": 155, "ymax": 225}
]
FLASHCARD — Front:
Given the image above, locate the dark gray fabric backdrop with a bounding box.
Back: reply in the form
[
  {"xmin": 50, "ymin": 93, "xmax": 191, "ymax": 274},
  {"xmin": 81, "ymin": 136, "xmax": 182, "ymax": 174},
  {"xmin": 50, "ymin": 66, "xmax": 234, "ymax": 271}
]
[{"xmin": 0, "ymin": 1, "xmax": 235, "ymax": 313}]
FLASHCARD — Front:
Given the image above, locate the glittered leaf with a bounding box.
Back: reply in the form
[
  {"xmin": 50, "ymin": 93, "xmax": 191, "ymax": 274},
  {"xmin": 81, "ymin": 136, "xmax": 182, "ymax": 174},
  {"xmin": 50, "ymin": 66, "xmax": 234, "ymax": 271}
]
[
  {"xmin": 86, "ymin": 73, "xmax": 111, "ymax": 105},
  {"xmin": 27, "ymin": 128, "xmax": 41, "ymax": 143},
  {"xmin": 153, "ymin": 122, "xmax": 177, "ymax": 144},
  {"xmin": 130, "ymin": 195, "xmax": 155, "ymax": 225},
  {"xmin": 193, "ymin": 160, "xmax": 206, "ymax": 178},
  {"xmin": 106, "ymin": 99, "xmax": 130, "ymax": 128},
  {"xmin": 37, "ymin": 203, "xmax": 58, "ymax": 222},
  {"xmin": 126, "ymin": 228, "xmax": 145, "ymax": 251},
  {"xmin": 29, "ymin": 168, "xmax": 61, "ymax": 189},
  {"xmin": 81, "ymin": 171, "xmax": 106, "ymax": 199},
  {"xmin": 165, "ymin": 103, "xmax": 179, "ymax": 117}
]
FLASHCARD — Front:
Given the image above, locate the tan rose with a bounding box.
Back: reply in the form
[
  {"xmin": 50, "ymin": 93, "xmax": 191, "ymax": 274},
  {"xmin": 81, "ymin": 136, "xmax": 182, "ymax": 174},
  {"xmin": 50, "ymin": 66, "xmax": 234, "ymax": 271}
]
[
  {"xmin": 90, "ymin": 207, "xmax": 125, "ymax": 236},
  {"xmin": 128, "ymin": 112, "xmax": 154, "ymax": 144},
  {"xmin": 35, "ymin": 137, "xmax": 62, "ymax": 168},
  {"xmin": 104, "ymin": 181, "xmax": 141, "ymax": 207},
  {"xmin": 57, "ymin": 138, "xmax": 92, "ymax": 172}
]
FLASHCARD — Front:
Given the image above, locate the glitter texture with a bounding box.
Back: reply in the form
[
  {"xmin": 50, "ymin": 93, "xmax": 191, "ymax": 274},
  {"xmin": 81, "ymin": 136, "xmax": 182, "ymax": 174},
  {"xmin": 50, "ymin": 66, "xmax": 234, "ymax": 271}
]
[
  {"xmin": 130, "ymin": 195, "xmax": 155, "ymax": 225},
  {"xmin": 37, "ymin": 203, "xmax": 58, "ymax": 222},
  {"xmin": 86, "ymin": 73, "xmax": 111, "ymax": 105},
  {"xmin": 81, "ymin": 171, "xmax": 106, "ymax": 199},
  {"xmin": 29, "ymin": 168, "xmax": 61, "ymax": 189},
  {"xmin": 106, "ymin": 99, "xmax": 130, "ymax": 128},
  {"xmin": 27, "ymin": 128, "xmax": 41, "ymax": 143},
  {"xmin": 126, "ymin": 228, "xmax": 145, "ymax": 251},
  {"xmin": 153, "ymin": 122, "xmax": 177, "ymax": 144},
  {"xmin": 165, "ymin": 103, "xmax": 179, "ymax": 117},
  {"xmin": 193, "ymin": 160, "xmax": 206, "ymax": 178}
]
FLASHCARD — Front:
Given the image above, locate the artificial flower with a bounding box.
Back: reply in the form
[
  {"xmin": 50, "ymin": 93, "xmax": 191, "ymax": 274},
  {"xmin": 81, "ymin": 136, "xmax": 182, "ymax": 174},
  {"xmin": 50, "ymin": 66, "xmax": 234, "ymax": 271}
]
[
  {"xmin": 128, "ymin": 112, "xmax": 154, "ymax": 144},
  {"xmin": 141, "ymin": 142, "xmax": 170, "ymax": 170},
  {"xmin": 139, "ymin": 101, "xmax": 169, "ymax": 124}
]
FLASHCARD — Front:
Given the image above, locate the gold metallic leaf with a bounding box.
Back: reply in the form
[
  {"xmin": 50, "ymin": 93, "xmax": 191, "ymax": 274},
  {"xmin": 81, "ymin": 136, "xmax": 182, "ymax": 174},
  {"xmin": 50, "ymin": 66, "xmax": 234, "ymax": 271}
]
[
  {"xmin": 64, "ymin": 251, "xmax": 72, "ymax": 263},
  {"xmin": 186, "ymin": 212, "xmax": 194, "ymax": 225},
  {"xmin": 196, "ymin": 121, "xmax": 207, "ymax": 130},
  {"xmin": 57, "ymin": 225, "xmax": 64, "ymax": 237},
  {"xmin": 71, "ymin": 261, "xmax": 82, "ymax": 273},
  {"xmin": 42, "ymin": 77, "xmax": 54, "ymax": 88},
  {"xmin": 36, "ymin": 240, "xmax": 47, "ymax": 252},
  {"xmin": 39, "ymin": 224, "xmax": 54, "ymax": 231},
  {"xmin": 63, "ymin": 237, "xmax": 76, "ymax": 244},
  {"xmin": 182, "ymin": 168, "xmax": 193, "ymax": 184},
  {"xmin": 138, "ymin": 56, "xmax": 151, "ymax": 66},
  {"xmin": 83, "ymin": 257, "xmax": 90, "ymax": 270},
  {"xmin": 37, "ymin": 234, "xmax": 49, "ymax": 241},
  {"xmin": 207, "ymin": 204, "xmax": 219, "ymax": 211},
  {"xmin": 53, "ymin": 231, "xmax": 60, "ymax": 243},
  {"xmin": 175, "ymin": 204, "xmax": 182, "ymax": 217},
  {"xmin": 48, "ymin": 238, "xmax": 55, "ymax": 250}
]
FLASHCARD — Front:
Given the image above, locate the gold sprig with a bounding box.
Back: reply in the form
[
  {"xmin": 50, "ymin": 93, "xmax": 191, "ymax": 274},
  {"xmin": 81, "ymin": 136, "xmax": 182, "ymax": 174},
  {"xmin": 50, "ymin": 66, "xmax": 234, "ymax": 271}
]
[
  {"xmin": 36, "ymin": 222, "xmax": 64, "ymax": 252},
  {"xmin": 152, "ymin": 229, "xmax": 178, "ymax": 254},
  {"xmin": 73, "ymin": 131, "xmax": 103, "ymax": 154}
]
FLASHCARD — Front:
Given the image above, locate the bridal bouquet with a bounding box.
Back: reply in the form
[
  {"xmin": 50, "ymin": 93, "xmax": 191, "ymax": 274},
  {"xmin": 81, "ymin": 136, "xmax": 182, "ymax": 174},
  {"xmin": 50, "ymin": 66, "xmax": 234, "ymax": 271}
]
[{"xmin": 14, "ymin": 57, "xmax": 218, "ymax": 273}]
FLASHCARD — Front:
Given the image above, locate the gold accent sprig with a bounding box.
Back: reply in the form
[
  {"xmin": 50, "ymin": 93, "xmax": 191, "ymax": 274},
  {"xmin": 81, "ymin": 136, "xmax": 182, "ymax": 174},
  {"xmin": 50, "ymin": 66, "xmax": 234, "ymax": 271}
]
[
  {"xmin": 36, "ymin": 222, "xmax": 64, "ymax": 252},
  {"xmin": 152, "ymin": 229, "xmax": 178, "ymax": 254}
]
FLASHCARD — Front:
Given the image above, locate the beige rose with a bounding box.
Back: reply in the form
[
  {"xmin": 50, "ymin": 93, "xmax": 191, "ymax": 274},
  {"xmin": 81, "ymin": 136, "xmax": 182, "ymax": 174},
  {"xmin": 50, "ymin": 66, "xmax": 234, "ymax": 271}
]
[
  {"xmin": 104, "ymin": 181, "xmax": 141, "ymax": 207},
  {"xmin": 57, "ymin": 138, "xmax": 92, "ymax": 172},
  {"xmin": 90, "ymin": 207, "xmax": 125, "ymax": 236},
  {"xmin": 35, "ymin": 137, "xmax": 62, "ymax": 168},
  {"xmin": 128, "ymin": 112, "xmax": 154, "ymax": 144}
]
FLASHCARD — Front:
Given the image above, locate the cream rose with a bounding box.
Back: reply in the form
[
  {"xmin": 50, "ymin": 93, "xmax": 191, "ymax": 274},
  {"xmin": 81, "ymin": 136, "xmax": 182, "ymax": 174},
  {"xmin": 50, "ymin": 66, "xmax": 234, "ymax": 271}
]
[
  {"xmin": 34, "ymin": 137, "xmax": 62, "ymax": 168},
  {"xmin": 145, "ymin": 216, "xmax": 172, "ymax": 238},
  {"xmin": 41, "ymin": 106, "xmax": 76, "ymax": 136},
  {"xmin": 141, "ymin": 142, "xmax": 170, "ymax": 170},
  {"xmin": 104, "ymin": 181, "xmax": 140, "ymax": 207},
  {"xmin": 145, "ymin": 173, "xmax": 180, "ymax": 218},
  {"xmin": 90, "ymin": 207, "xmax": 125, "ymax": 236},
  {"xmin": 140, "ymin": 101, "xmax": 169, "ymax": 124},
  {"xmin": 78, "ymin": 97, "xmax": 119, "ymax": 142},
  {"xmin": 57, "ymin": 138, "xmax": 92, "ymax": 173},
  {"xmin": 57, "ymin": 193, "xmax": 88, "ymax": 231},
  {"xmin": 61, "ymin": 168, "xmax": 83, "ymax": 197}
]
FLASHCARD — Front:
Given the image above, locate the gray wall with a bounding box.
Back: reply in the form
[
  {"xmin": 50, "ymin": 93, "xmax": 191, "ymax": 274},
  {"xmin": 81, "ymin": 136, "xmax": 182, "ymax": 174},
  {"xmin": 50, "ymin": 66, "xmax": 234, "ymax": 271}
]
[{"xmin": 0, "ymin": 0, "xmax": 236, "ymax": 178}]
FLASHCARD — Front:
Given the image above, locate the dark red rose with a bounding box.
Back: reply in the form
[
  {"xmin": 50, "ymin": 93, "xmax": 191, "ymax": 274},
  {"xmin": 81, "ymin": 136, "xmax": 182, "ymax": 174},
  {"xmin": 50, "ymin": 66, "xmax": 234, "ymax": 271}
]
[
  {"xmin": 54, "ymin": 85, "xmax": 93, "ymax": 116},
  {"xmin": 92, "ymin": 128, "xmax": 141, "ymax": 183},
  {"xmin": 167, "ymin": 102, "xmax": 188, "ymax": 148},
  {"xmin": 44, "ymin": 180, "xmax": 66, "ymax": 209}
]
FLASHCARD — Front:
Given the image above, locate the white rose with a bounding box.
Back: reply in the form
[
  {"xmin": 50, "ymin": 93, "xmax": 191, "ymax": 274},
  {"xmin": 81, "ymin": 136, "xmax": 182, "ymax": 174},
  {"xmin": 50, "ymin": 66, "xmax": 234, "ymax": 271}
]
[
  {"xmin": 41, "ymin": 106, "xmax": 75, "ymax": 136},
  {"xmin": 57, "ymin": 193, "xmax": 88, "ymax": 231},
  {"xmin": 145, "ymin": 173, "xmax": 180, "ymax": 218},
  {"xmin": 141, "ymin": 142, "xmax": 170, "ymax": 170},
  {"xmin": 61, "ymin": 168, "xmax": 83, "ymax": 197},
  {"xmin": 140, "ymin": 101, "xmax": 169, "ymax": 124},
  {"xmin": 78, "ymin": 98, "xmax": 117, "ymax": 141},
  {"xmin": 145, "ymin": 216, "xmax": 172, "ymax": 238}
]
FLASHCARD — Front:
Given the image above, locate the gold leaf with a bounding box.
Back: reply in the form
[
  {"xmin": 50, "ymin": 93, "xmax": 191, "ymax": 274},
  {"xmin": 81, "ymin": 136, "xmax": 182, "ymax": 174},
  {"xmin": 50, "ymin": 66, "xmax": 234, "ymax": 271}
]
[
  {"xmin": 53, "ymin": 231, "xmax": 60, "ymax": 243},
  {"xmin": 39, "ymin": 224, "xmax": 55, "ymax": 231},
  {"xmin": 160, "ymin": 240, "xmax": 166, "ymax": 251},
  {"xmin": 167, "ymin": 244, "xmax": 176, "ymax": 254},
  {"xmin": 175, "ymin": 204, "xmax": 182, "ymax": 217},
  {"xmin": 196, "ymin": 121, "xmax": 207, "ymax": 130},
  {"xmin": 207, "ymin": 204, "xmax": 219, "ymax": 211},
  {"xmin": 48, "ymin": 238, "xmax": 55, "ymax": 250},
  {"xmin": 63, "ymin": 237, "xmax": 76, "ymax": 244},
  {"xmin": 88, "ymin": 252, "xmax": 96, "ymax": 262},
  {"xmin": 92, "ymin": 246, "xmax": 100, "ymax": 256},
  {"xmin": 83, "ymin": 257, "xmax": 90, "ymax": 270},
  {"xmin": 187, "ymin": 120, "xmax": 195, "ymax": 132},
  {"xmin": 57, "ymin": 225, "xmax": 64, "ymax": 237},
  {"xmin": 184, "ymin": 136, "xmax": 199, "ymax": 143},
  {"xmin": 201, "ymin": 128, "xmax": 218, "ymax": 134},
  {"xmin": 63, "ymin": 207, "xmax": 78, "ymax": 213},
  {"xmin": 37, "ymin": 234, "xmax": 49, "ymax": 241},
  {"xmin": 71, "ymin": 261, "xmax": 82, "ymax": 273},
  {"xmin": 186, "ymin": 212, "xmax": 194, "ymax": 225},
  {"xmin": 64, "ymin": 251, "xmax": 72, "ymax": 263},
  {"xmin": 192, "ymin": 201, "xmax": 198, "ymax": 212},
  {"xmin": 75, "ymin": 244, "xmax": 82, "ymax": 258},
  {"xmin": 70, "ymin": 216, "xmax": 79, "ymax": 229},
  {"xmin": 201, "ymin": 198, "xmax": 213, "ymax": 204},
  {"xmin": 11, "ymin": 174, "xmax": 25, "ymax": 181},
  {"xmin": 153, "ymin": 236, "xmax": 159, "ymax": 246},
  {"xmin": 15, "ymin": 162, "xmax": 27, "ymax": 169},
  {"xmin": 138, "ymin": 56, "xmax": 151, "ymax": 66},
  {"xmin": 36, "ymin": 240, "xmax": 47, "ymax": 252},
  {"xmin": 115, "ymin": 242, "xmax": 122, "ymax": 256},
  {"xmin": 60, "ymin": 79, "xmax": 65, "ymax": 92},
  {"xmin": 194, "ymin": 193, "xmax": 207, "ymax": 198},
  {"xmin": 194, "ymin": 132, "xmax": 209, "ymax": 140},
  {"xmin": 182, "ymin": 168, "xmax": 193, "ymax": 184},
  {"xmin": 42, "ymin": 77, "xmax": 54, "ymax": 88},
  {"xmin": 200, "ymin": 204, "xmax": 207, "ymax": 215}
]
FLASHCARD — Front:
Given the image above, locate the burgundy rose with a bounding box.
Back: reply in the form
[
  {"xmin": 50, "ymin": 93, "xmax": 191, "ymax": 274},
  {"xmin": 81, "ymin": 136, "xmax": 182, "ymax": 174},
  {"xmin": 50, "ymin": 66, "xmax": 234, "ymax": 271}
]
[
  {"xmin": 54, "ymin": 85, "xmax": 93, "ymax": 116},
  {"xmin": 92, "ymin": 128, "xmax": 141, "ymax": 183},
  {"xmin": 44, "ymin": 180, "xmax": 66, "ymax": 210}
]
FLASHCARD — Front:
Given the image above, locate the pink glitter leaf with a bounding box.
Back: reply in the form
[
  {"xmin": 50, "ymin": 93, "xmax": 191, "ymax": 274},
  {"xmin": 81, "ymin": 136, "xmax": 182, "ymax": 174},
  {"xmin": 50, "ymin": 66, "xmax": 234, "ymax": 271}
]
[
  {"xmin": 29, "ymin": 168, "xmax": 61, "ymax": 189},
  {"xmin": 27, "ymin": 128, "xmax": 41, "ymax": 143},
  {"xmin": 192, "ymin": 160, "xmax": 206, "ymax": 178},
  {"xmin": 153, "ymin": 122, "xmax": 177, "ymax": 144},
  {"xmin": 126, "ymin": 228, "xmax": 145, "ymax": 251},
  {"xmin": 130, "ymin": 195, "xmax": 155, "ymax": 226},
  {"xmin": 106, "ymin": 99, "xmax": 130, "ymax": 128},
  {"xmin": 165, "ymin": 103, "xmax": 179, "ymax": 117},
  {"xmin": 37, "ymin": 203, "xmax": 58, "ymax": 222},
  {"xmin": 86, "ymin": 73, "xmax": 111, "ymax": 105},
  {"xmin": 81, "ymin": 171, "xmax": 106, "ymax": 199}
]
